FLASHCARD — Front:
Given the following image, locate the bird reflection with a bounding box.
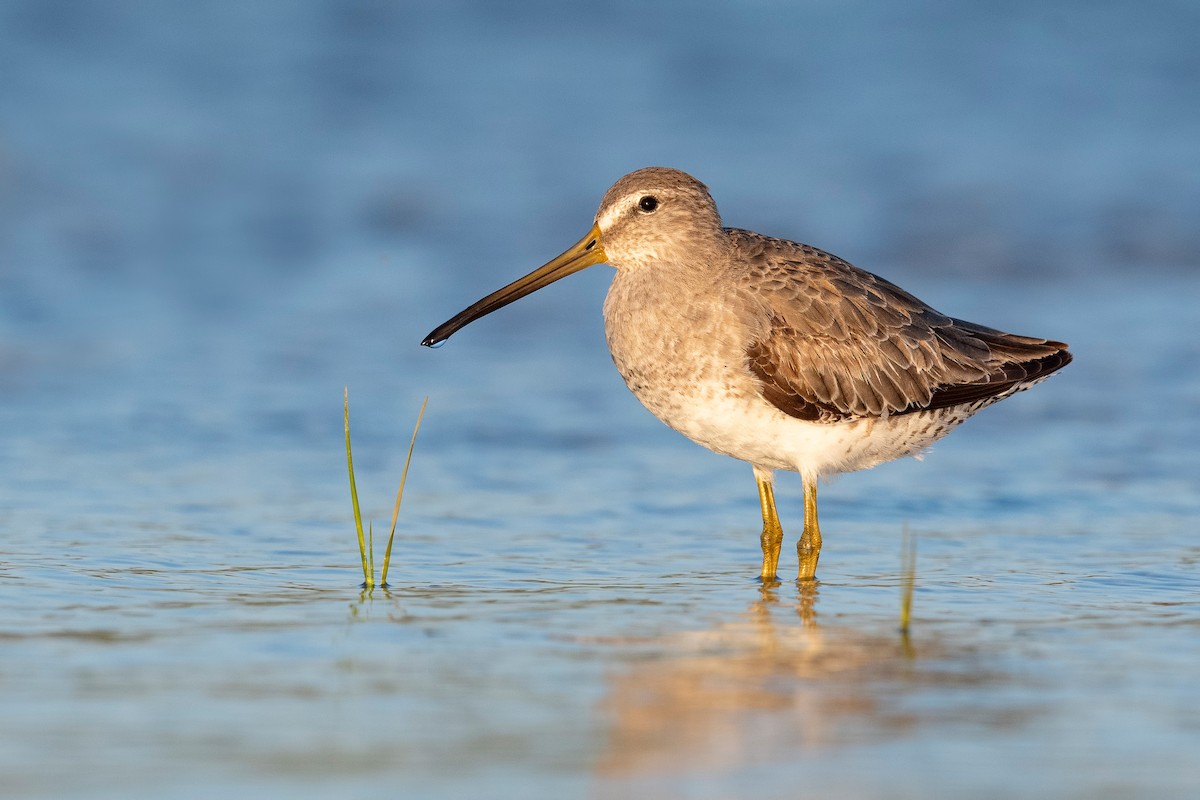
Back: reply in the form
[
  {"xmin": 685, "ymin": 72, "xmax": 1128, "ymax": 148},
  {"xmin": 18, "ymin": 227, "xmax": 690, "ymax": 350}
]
[{"xmin": 592, "ymin": 580, "xmax": 1000, "ymax": 785}]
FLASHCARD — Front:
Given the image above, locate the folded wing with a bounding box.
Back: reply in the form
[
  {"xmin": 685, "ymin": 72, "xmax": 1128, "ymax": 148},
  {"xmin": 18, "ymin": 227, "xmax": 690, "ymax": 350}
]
[{"xmin": 732, "ymin": 230, "xmax": 1072, "ymax": 422}]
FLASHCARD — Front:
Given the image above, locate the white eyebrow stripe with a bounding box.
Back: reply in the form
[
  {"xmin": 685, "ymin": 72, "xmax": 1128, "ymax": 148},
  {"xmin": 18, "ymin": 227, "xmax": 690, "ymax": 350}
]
[{"xmin": 596, "ymin": 192, "xmax": 638, "ymax": 231}]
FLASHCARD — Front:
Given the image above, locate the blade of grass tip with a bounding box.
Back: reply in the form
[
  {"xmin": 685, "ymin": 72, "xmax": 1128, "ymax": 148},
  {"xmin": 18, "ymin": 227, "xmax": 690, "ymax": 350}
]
[
  {"xmin": 899, "ymin": 527, "xmax": 917, "ymax": 636},
  {"xmin": 345, "ymin": 387, "xmax": 373, "ymax": 588},
  {"xmin": 381, "ymin": 396, "xmax": 428, "ymax": 587}
]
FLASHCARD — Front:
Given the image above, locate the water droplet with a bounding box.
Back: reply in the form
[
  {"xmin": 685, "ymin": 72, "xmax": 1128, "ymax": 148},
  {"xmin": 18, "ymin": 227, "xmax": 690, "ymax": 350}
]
[{"xmin": 428, "ymin": 339, "xmax": 446, "ymax": 349}]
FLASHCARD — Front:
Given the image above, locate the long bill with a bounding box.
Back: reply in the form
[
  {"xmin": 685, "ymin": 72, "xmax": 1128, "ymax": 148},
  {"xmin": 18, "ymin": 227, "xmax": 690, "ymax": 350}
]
[{"xmin": 421, "ymin": 224, "xmax": 607, "ymax": 347}]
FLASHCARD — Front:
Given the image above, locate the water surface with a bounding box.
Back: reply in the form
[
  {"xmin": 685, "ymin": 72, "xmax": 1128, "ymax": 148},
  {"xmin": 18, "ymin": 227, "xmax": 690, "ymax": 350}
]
[{"xmin": 1, "ymin": 2, "xmax": 1198, "ymax": 798}]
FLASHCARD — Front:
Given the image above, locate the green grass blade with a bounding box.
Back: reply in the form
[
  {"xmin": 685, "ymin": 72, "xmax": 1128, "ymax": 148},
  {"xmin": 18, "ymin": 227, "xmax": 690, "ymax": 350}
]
[
  {"xmin": 899, "ymin": 527, "xmax": 917, "ymax": 636},
  {"xmin": 381, "ymin": 396, "xmax": 428, "ymax": 587},
  {"xmin": 345, "ymin": 387, "xmax": 373, "ymax": 588}
]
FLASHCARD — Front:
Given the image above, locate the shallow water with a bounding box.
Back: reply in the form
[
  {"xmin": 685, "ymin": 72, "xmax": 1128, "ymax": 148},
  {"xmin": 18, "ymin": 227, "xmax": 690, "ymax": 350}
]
[{"xmin": 2, "ymin": 2, "xmax": 1199, "ymax": 798}]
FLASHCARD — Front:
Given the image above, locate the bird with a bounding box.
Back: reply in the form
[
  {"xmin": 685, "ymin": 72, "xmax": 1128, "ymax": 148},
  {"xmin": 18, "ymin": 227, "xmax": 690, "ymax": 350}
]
[{"xmin": 422, "ymin": 167, "xmax": 1071, "ymax": 581}]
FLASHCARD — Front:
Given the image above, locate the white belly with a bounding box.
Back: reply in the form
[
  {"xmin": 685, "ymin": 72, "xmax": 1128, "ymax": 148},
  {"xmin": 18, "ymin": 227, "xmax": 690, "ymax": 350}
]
[{"xmin": 627, "ymin": 374, "xmax": 972, "ymax": 479}]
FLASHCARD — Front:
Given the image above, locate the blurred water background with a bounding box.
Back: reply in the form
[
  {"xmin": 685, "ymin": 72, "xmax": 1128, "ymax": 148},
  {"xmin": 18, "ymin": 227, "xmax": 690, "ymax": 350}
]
[{"xmin": 1, "ymin": 1, "xmax": 1198, "ymax": 798}]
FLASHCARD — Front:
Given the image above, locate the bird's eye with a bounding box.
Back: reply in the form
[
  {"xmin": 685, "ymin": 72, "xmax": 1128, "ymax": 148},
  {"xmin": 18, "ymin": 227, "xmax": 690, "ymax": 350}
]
[{"xmin": 638, "ymin": 195, "xmax": 659, "ymax": 213}]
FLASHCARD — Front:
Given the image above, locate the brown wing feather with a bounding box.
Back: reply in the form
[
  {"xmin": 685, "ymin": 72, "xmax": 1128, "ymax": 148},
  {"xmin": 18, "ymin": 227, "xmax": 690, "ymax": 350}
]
[{"xmin": 731, "ymin": 230, "xmax": 1072, "ymax": 422}]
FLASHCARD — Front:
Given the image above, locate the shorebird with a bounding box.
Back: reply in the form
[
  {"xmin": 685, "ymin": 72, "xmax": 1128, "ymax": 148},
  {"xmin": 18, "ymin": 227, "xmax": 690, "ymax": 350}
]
[{"xmin": 422, "ymin": 168, "xmax": 1071, "ymax": 581}]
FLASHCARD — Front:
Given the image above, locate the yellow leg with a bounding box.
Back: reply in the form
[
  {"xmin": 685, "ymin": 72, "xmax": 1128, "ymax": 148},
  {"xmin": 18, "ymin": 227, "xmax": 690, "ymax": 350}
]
[
  {"xmin": 797, "ymin": 475, "xmax": 822, "ymax": 581},
  {"xmin": 755, "ymin": 470, "xmax": 784, "ymax": 582}
]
